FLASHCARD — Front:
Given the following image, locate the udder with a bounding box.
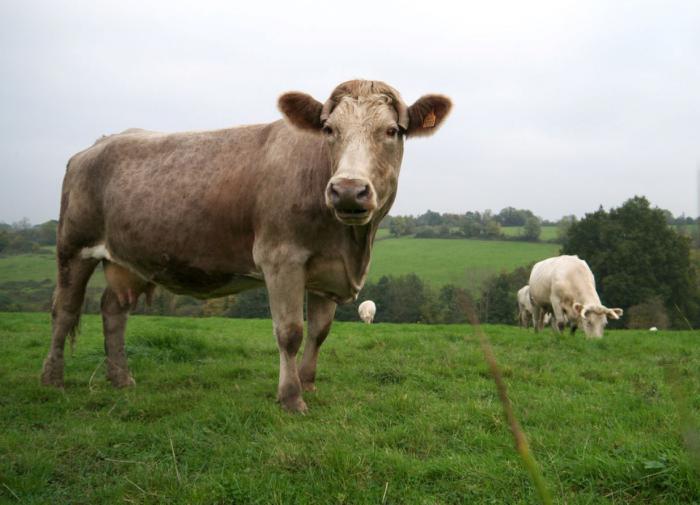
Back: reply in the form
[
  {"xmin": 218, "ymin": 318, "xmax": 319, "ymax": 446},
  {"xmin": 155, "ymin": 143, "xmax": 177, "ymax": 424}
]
[{"xmin": 104, "ymin": 262, "xmax": 156, "ymax": 308}]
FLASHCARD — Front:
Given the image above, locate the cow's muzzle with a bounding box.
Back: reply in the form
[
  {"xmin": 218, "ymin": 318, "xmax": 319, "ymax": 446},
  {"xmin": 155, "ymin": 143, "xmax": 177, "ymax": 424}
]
[{"xmin": 326, "ymin": 177, "xmax": 376, "ymax": 225}]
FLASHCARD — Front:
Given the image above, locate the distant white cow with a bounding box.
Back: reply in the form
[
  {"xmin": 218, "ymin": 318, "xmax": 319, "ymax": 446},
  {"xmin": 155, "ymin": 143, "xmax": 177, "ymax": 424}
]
[
  {"xmin": 649, "ymin": 327, "xmax": 658, "ymax": 332},
  {"xmin": 358, "ymin": 300, "xmax": 376, "ymax": 324},
  {"xmin": 529, "ymin": 255, "xmax": 623, "ymax": 338}
]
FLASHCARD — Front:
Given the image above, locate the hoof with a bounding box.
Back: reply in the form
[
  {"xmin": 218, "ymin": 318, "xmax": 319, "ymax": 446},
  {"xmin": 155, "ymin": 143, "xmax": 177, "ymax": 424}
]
[
  {"xmin": 279, "ymin": 396, "xmax": 308, "ymax": 413},
  {"xmin": 301, "ymin": 382, "xmax": 317, "ymax": 393},
  {"xmin": 41, "ymin": 357, "xmax": 64, "ymax": 388},
  {"xmin": 108, "ymin": 373, "xmax": 136, "ymax": 388}
]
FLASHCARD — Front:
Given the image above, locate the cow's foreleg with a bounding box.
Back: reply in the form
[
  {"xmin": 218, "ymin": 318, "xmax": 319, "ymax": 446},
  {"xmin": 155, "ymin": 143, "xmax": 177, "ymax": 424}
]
[
  {"xmin": 550, "ymin": 298, "xmax": 566, "ymax": 334},
  {"xmin": 265, "ymin": 267, "xmax": 307, "ymax": 413},
  {"xmin": 41, "ymin": 255, "xmax": 98, "ymax": 387},
  {"xmin": 101, "ymin": 287, "xmax": 135, "ymax": 387},
  {"xmin": 299, "ymin": 292, "xmax": 336, "ymax": 393}
]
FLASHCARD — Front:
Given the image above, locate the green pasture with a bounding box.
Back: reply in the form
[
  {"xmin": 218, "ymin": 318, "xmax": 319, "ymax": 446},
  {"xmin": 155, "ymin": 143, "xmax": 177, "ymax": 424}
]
[
  {"xmin": 1, "ymin": 313, "xmax": 698, "ymax": 504},
  {"xmin": 501, "ymin": 225, "xmax": 559, "ymax": 241},
  {"xmin": 368, "ymin": 238, "xmax": 560, "ymax": 290}
]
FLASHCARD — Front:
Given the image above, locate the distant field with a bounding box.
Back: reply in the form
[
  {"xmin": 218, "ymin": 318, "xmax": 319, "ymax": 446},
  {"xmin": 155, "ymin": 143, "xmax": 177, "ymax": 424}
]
[
  {"xmin": 0, "ymin": 249, "xmax": 56, "ymax": 282},
  {"xmin": 501, "ymin": 225, "xmax": 559, "ymax": 241},
  {"xmin": 0, "ymin": 249, "xmax": 105, "ymax": 288},
  {"xmin": 368, "ymin": 238, "xmax": 560, "ymax": 291},
  {"xmin": 1, "ymin": 238, "xmax": 559, "ymax": 293},
  {"xmin": 1, "ymin": 312, "xmax": 698, "ymax": 504}
]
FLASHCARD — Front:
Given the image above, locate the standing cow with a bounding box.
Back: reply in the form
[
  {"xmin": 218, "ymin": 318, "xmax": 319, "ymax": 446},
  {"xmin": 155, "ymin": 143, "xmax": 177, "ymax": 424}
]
[
  {"xmin": 41, "ymin": 80, "xmax": 451, "ymax": 412},
  {"xmin": 358, "ymin": 300, "xmax": 376, "ymax": 324},
  {"xmin": 517, "ymin": 285, "xmax": 534, "ymax": 328},
  {"xmin": 528, "ymin": 255, "xmax": 623, "ymax": 338},
  {"xmin": 517, "ymin": 285, "xmax": 553, "ymax": 329}
]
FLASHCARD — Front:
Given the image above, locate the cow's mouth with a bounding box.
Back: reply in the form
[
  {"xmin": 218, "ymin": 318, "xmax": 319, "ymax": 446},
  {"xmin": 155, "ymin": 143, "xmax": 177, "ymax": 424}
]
[{"xmin": 334, "ymin": 208, "xmax": 372, "ymax": 224}]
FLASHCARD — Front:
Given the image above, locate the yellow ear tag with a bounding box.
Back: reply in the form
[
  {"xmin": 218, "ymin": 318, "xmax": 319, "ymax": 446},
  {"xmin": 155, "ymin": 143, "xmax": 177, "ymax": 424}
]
[{"xmin": 422, "ymin": 111, "xmax": 436, "ymax": 128}]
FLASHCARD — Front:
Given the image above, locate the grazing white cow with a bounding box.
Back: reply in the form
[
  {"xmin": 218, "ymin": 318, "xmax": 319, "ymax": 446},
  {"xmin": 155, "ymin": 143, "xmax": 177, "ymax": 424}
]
[
  {"xmin": 649, "ymin": 327, "xmax": 658, "ymax": 332},
  {"xmin": 529, "ymin": 255, "xmax": 623, "ymax": 338},
  {"xmin": 358, "ymin": 300, "xmax": 376, "ymax": 324}
]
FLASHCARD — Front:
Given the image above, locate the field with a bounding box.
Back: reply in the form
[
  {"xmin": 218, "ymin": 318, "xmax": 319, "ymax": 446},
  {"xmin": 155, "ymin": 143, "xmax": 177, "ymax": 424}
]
[
  {"xmin": 1, "ymin": 312, "xmax": 698, "ymax": 504},
  {"xmin": 0, "ymin": 239, "xmax": 559, "ymax": 294},
  {"xmin": 501, "ymin": 225, "xmax": 559, "ymax": 241},
  {"xmin": 0, "ymin": 248, "xmax": 57, "ymax": 283},
  {"xmin": 368, "ymin": 238, "xmax": 560, "ymax": 290}
]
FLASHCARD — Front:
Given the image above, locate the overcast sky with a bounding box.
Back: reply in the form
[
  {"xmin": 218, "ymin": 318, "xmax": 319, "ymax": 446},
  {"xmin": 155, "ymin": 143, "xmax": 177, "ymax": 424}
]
[{"xmin": 1, "ymin": 0, "xmax": 698, "ymax": 224}]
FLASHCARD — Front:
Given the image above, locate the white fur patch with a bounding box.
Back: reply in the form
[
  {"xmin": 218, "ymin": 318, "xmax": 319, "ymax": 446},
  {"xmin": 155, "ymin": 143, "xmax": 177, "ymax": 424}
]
[{"xmin": 80, "ymin": 244, "xmax": 112, "ymax": 261}]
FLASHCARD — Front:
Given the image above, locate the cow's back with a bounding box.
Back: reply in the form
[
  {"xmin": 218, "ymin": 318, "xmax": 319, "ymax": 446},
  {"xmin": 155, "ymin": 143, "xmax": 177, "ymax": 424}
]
[{"xmin": 529, "ymin": 255, "xmax": 598, "ymax": 306}]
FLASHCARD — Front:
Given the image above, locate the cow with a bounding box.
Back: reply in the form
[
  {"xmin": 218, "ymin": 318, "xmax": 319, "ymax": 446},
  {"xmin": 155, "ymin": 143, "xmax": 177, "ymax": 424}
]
[
  {"xmin": 517, "ymin": 285, "xmax": 534, "ymax": 328},
  {"xmin": 517, "ymin": 285, "xmax": 553, "ymax": 329},
  {"xmin": 40, "ymin": 79, "xmax": 452, "ymax": 412},
  {"xmin": 528, "ymin": 255, "xmax": 623, "ymax": 338},
  {"xmin": 358, "ymin": 300, "xmax": 376, "ymax": 324}
]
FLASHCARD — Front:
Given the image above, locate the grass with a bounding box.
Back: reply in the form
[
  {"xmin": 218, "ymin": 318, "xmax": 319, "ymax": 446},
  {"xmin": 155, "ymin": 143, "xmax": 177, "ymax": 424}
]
[
  {"xmin": 0, "ymin": 249, "xmax": 57, "ymax": 283},
  {"xmin": 501, "ymin": 226, "xmax": 559, "ymax": 241},
  {"xmin": 369, "ymin": 238, "xmax": 560, "ymax": 290},
  {"xmin": 1, "ymin": 312, "xmax": 699, "ymax": 504}
]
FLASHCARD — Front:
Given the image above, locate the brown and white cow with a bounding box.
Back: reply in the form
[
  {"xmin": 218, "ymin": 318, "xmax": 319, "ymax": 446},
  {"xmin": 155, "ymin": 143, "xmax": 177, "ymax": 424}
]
[{"xmin": 41, "ymin": 80, "xmax": 451, "ymax": 412}]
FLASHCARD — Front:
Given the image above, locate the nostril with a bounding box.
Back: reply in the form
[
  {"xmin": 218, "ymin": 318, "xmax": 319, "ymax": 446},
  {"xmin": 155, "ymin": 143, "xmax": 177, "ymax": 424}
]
[
  {"xmin": 329, "ymin": 185, "xmax": 340, "ymax": 199},
  {"xmin": 357, "ymin": 185, "xmax": 370, "ymax": 200}
]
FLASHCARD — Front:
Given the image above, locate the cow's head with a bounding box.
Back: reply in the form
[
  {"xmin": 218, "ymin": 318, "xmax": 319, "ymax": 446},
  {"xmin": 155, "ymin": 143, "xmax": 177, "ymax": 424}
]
[
  {"xmin": 278, "ymin": 80, "xmax": 451, "ymax": 225},
  {"xmin": 573, "ymin": 303, "xmax": 623, "ymax": 338}
]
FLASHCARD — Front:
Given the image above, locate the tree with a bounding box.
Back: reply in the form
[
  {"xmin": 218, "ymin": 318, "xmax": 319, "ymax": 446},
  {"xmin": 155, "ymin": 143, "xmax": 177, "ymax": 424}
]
[
  {"xmin": 389, "ymin": 216, "xmax": 416, "ymax": 237},
  {"xmin": 496, "ymin": 207, "xmax": 536, "ymax": 226},
  {"xmin": 0, "ymin": 230, "xmax": 9, "ymax": 253},
  {"xmin": 557, "ymin": 214, "xmax": 577, "ymax": 242},
  {"xmin": 522, "ymin": 216, "xmax": 541, "ymax": 241},
  {"xmin": 482, "ymin": 215, "xmax": 501, "ymax": 238},
  {"xmin": 561, "ymin": 196, "xmax": 700, "ymax": 327},
  {"xmin": 417, "ymin": 210, "xmax": 443, "ymax": 227}
]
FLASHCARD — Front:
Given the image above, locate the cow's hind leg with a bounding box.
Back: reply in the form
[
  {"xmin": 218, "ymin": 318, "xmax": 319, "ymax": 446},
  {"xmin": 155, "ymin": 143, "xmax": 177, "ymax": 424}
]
[
  {"xmin": 101, "ymin": 287, "xmax": 135, "ymax": 387},
  {"xmin": 100, "ymin": 262, "xmax": 155, "ymax": 387},
  {"xmin": 299, "ymin": 292, "xmax": 336, "ymax": 392},
  {"xmin": 41, "ymin": 255, "xmax": 98, "ymax": 387},
  {"xmin": 532, "ymin": 305, "xmax": 542, "ymax": 333}
]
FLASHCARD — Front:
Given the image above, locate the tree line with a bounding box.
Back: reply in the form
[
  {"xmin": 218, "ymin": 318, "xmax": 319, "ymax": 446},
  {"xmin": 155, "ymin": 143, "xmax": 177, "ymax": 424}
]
[{"xmin": 384, "ymin": 207, "xmax": 546, "ymax": 241}]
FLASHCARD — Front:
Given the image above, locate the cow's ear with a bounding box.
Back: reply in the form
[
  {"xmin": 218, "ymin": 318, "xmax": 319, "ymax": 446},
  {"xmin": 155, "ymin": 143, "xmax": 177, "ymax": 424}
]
[
  {"xmin": 607, "ymin": 308, "xmax": 623, "ymax": 319},
  {"xmin": 406, "ymin": 94, "xmax": 452, "ymax": 137},
  {"xmin": 278, "ymin": 92, "xmax": 324, "ymax": 132},
  {"xmin": 573, "ymin": 302, "xmax": 585, "ymax": 317}
]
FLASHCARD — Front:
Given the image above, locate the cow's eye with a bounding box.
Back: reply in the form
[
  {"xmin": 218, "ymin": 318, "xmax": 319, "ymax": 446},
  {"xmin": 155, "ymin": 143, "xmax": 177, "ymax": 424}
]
[
  {"xmin": 322, "ymin": 125, "xmax": 334, "ymax": 136},
  {"xmin": 386, "ymin": 127, "xmax": 398, "ymax": 137}
]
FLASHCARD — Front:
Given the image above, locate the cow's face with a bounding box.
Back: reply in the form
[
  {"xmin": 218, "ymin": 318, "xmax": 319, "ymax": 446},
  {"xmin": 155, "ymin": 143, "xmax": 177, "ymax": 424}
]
[
  {"xmin": 279, "ymin": 80, "xmax": 451, "ymax": 226},
  {"xmin": 574, "ymin": 303, "xmax": 623, "ymax": 338}
]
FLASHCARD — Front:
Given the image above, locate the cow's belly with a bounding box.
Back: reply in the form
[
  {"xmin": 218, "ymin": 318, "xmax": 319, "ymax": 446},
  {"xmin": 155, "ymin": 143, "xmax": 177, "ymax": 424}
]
[
  {"xmin": 81, "ymin": 242, "xmax": 263, "ymax": 299},
  {"xmin": 153, "ymin": 269, "xmax": 264, "ymax": 299}
]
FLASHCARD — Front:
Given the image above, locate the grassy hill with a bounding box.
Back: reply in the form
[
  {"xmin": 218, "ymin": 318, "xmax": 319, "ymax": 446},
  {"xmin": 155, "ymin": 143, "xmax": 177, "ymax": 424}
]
[
  {"xmin": 368, "ymin": 238, "xmax": 560, "ymax": 291},
  {"xmin": 1, "ymin": 312, "xmax": 698, "ymax": 504}
]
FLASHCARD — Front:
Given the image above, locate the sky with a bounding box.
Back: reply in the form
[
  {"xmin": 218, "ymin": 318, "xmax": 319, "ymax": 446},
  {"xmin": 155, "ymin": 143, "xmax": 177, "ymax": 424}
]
[{"xmin": 1, "ymin": 0, "xmax": 698, "ymax": 224}]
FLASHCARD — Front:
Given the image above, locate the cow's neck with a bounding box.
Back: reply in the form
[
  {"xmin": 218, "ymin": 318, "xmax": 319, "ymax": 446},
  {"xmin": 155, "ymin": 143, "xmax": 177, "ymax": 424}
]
[{"xmin": 341, "ymin": 194, "xmax": 395, "ymax": 295}]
